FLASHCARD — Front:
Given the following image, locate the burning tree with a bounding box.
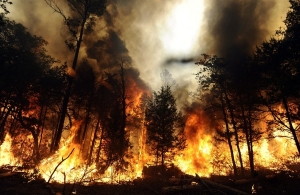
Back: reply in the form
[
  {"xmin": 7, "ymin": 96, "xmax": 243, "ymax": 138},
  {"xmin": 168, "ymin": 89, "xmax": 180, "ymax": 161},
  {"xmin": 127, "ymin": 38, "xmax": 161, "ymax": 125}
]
[
  {"xmin": 0, "ymin": 16, "xmax": 66, "ymax": 161},
  {"xmin": 253, "ymin": 0, "xmax": 300, "ymax": 156},
  {"xmin": 145, "ymin": 84, "xmax": 186, "ymax": 177},
  {"xmin": 195, "ymin": 54, "xmax": 265, "ymax": 178},
  {"xmin": 45, "ymin": 0, "xmax": 107, "ymax": 151}
]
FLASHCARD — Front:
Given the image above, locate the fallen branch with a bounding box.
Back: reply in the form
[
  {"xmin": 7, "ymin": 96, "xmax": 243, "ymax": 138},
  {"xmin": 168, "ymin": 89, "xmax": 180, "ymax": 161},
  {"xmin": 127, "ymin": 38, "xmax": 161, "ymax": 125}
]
[
  {"xmin": 47, "ymin": 148, "xmax": 75, "ymax": 183},
  {"xmin": 0, "ymin": 172, "xmax": 17, "ymax": 178}
]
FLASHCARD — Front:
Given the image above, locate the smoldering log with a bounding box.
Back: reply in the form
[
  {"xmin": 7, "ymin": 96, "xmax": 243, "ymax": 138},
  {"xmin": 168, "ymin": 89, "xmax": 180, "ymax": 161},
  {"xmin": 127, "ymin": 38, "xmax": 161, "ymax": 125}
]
[{"xmin": 0, "ymin": 172, "xmax": 18, "ymax": 178}]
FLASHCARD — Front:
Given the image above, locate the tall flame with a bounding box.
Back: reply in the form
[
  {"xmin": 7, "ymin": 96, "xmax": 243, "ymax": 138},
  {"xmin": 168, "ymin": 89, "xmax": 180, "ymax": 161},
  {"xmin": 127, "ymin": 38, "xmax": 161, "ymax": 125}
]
[
  {"xmin": 174, "ymin": 109, "xmax": 214, "ymax": 177},
  {"xmin": 0, "ymin": 134, "xmax": 20, "ymax": 166}
]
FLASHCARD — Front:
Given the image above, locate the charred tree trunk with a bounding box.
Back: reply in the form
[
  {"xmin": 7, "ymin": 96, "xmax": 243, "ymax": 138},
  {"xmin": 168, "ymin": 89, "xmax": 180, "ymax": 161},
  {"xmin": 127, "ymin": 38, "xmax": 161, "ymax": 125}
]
[
  {"xmin": 223, "ymin": 87, "xmax": 244, "ymax": 176},
  {"xmin": 246, "ymin": 105, "xmax": 255, "ymax": 178},
  {"xmin": 17, "ymin": 105, "xmax": 40, "ymax": 161},
  {"xmin": 32, "ymin": 132, "xmax": 40, "ymax": 161},
  {"xmin": 0, "ymin": 105, "xmax": 12, "ymax": 143},
  {"xmin": 161, "ymin": 147, "xmax": 165, "ymax": 179},
  {"xmin": 220, "ymin": 92, "xmax": 237, "ymax": 177},
  {"xmin": 119, "ymin": 63, "xmax": 127, "ymax": 155},
  {"xmin": 80, "ymin": 91, "xmax": 94, "ymax": 149},
  {"xmin": 95, "ymin": 122, "xmax": 104, "ymax": 166},
  {"xmin": 39, "ymin": 103, "xmax": 49, "ymax": 149},
  {"xmin": 52, "ymin": 14, "xmax": 88, "ymax": 151},
  {"xmin": 273, "ymin": 68, "xmax": 300, "ymax": 154},
  {"xmin": 238, "ymin": 93, "xmax": 252, "ymax": 175},
  {"xmin": 88, "ymin": 116, "xmax": 100, "ymax": 165},
  {"xmin": 282, "ymin": 95, "xmax": 300, "ymax": 154}
]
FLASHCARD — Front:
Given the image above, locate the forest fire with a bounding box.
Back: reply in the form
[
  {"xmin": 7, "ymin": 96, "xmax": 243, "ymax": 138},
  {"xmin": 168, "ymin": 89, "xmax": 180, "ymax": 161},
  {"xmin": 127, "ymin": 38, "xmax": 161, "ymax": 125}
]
[
  {"xmin": 2, "ymin": 0, "xmax": 300, "ymax": 194},
  {"xmin": 38, "ymin": 120, "xmax": 86, "ymax": 183},
  {"xmin": 1, "ymin": 101, "xmax": 299, "ymax": 184}
]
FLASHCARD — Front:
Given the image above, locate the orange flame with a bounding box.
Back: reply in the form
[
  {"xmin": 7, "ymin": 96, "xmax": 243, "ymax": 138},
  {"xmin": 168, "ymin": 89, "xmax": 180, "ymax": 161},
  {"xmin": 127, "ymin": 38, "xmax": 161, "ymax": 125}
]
[
  {"xmin": 174, "ymin": 110, "xmax": 214, "ymax": 177},
  {"xmin": 0, "ymin": 134, "xmax": 21, "ymax": 166}
]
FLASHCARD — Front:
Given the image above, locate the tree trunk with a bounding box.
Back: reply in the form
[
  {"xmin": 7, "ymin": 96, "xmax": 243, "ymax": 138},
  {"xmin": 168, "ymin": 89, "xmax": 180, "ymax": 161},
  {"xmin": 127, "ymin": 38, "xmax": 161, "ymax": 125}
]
[
  {"xmin": 282, "ymin": 95, "xmax": 300, "ymax": 154},
  {"xmin": 88, "ymin": 116, "xmax": 100, "ymax": 165},
  {"xmin": 0, "ymin": 106, "xmax": 12, "ymax": 142},
  {"xmin": 80, "ymin": 91, "xmax": 93, "ymax": 148},
  {"xmin": 32, "ymin": 132, "xmax": 40, "ymax": 161},
  {"xmin": 39, "ymin": 103, "xmax": 49, "ymax": 149},
  {"xmin": 161, "ymin": 147, "xmax": 165, "ymax": 179},
  {"xmin": 220, "ymin": 92, "xmax": 237, "ymax": 177},
  {"xmin": 17, "ymin": 103, "xmax": 41, "ymax": 161},
  {"xmin": 119, "ymin": 63, "xmax": 127, "ymax": 154},
  {"xmin": 223, "ymin": 88, "xmax": 244, "ymax": 176},
  {"xmin": 247, "ymin": 106, "xmax": 255, "ymax": 178},
  {"xmin": 52, "ymin": 16, "xmax": 88, "ymax": 151},
  {"xmin": 95, "ymin": 122, "xmax": 104, "ymax": 165}
]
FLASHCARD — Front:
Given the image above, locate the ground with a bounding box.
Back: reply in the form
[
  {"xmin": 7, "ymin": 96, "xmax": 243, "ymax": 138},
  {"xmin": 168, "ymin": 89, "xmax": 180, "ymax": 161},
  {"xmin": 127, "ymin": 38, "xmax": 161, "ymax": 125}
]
[{"xmin": 1, "ymin": 166, "xmax": 300, "ymax": 195}]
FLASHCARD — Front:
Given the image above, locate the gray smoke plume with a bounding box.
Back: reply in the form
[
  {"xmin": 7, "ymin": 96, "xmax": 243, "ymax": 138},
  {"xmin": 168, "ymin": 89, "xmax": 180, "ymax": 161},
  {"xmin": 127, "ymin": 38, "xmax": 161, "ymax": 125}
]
[
  {"xmin": 8, "ymin": 0, "xmax": 289, "ymax": 104},
  {"xmin": 202, "ymin": 0, "xmax": 289, "ymax": 61}
]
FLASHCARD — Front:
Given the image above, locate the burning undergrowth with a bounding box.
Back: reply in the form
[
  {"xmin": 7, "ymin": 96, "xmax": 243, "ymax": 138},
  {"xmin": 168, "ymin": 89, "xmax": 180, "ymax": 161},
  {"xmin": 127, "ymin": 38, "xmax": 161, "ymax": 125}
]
[{"xmin": 2, "ymin": 96, "xmax": 300, "ymax": 185}]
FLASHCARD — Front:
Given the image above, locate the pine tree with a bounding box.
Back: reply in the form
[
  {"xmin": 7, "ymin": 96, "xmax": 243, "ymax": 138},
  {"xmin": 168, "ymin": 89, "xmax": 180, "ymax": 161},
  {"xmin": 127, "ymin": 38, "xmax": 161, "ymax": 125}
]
[{"xmin": 145, "ymin": 85, "xmax": 186, "ymax": 177}]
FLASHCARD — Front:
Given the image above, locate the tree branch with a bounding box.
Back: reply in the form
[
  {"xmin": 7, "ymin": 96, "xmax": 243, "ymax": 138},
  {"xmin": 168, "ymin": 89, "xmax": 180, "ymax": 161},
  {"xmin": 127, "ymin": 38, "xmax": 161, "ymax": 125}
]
[{"xmin": 47, "ymin": 148, "xmax": 75, "ymax": 183}]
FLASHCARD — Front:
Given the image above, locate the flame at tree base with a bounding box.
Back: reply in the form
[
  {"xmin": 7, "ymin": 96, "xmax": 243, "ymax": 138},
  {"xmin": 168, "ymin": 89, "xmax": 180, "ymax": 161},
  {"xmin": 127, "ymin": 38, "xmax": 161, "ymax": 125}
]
[
  {"xmin": 1, "ymin": 113, "xmax": 300, "ymax": 184},
  {"xmin": 0, "ymin": 134, "xmax": 21, "ymax": 167},
  {"xmin": 37, "ymin": 120, "xmax": 144, "ymax": 184}
]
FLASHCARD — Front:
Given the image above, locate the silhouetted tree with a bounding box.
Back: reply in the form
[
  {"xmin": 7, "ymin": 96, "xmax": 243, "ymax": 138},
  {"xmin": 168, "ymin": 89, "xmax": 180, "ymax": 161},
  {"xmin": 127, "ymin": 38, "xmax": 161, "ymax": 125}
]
[
  {"xmin": 0, "ymin": 0, "xmax": 12, "ymax": 25},
  {"xmin": 253, "ymin": 0, "xmax": 300, "ymax": 154},
  {"xmin": 195, "ymin": 55, "xmax": 240, "ymax": 177},
  {"xmin": 0, "ymin": 18, "xmax": 61, "ymax": 161},
  {"xmin": 86, "ymin": 63, "xmax": 130, "ymax": 172},
  {"xmin": 145, "ymin": 85, "xmax": 186, "ymax": 177},
  {"xmin": 195, "ymin": 54, "xmax": 263, "ymax": 177}
]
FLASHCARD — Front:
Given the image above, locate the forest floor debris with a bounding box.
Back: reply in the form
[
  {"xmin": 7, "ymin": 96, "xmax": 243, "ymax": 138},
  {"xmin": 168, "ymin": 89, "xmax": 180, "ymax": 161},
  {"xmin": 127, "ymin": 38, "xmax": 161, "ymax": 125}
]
[{"xmin": 1, "ymin": 166, "xmax": 300, "ymax": 195}]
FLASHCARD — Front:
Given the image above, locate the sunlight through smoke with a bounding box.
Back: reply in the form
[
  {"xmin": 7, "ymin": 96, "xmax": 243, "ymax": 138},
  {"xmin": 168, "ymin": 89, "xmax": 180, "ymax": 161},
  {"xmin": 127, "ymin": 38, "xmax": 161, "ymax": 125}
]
[{"xmin": 160, "ymin": 0, "xmax": 205, "ymax": 57}]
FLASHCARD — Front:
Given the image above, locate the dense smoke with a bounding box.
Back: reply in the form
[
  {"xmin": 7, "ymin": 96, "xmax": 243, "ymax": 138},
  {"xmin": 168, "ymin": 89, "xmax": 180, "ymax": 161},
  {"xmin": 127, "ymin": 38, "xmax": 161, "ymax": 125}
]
[
  {"xmin": 203, "ymin": 0, "xmax": 289, "ymax": 62},
  {"xmin": 9, "ymin": 0, "xmax": 71, "ymax": 63},
  {"xmin": 8, "ymin": 0, "xmax": 289, "ymax": 106}
]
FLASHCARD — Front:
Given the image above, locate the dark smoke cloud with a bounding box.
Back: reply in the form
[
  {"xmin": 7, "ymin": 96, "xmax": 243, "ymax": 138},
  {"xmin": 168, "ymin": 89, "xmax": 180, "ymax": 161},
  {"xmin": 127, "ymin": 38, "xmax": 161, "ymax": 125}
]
[
  {"xmin": 9, "ymin": 0, "xmax": 289, "ymax": 101},
  {"xmin": 164, "ymin": 58, "xmax": 195, "ymax": 66},
  {"xmin": 203, "ymin": 0, "xmax": 288, "ymax": 61},
  {"xmin": 82, "ymin": 1, "xmax": 149, "ymax": 92},
  {"xmin": 126, "ymin": 67, "xmax": 149, "ymax": 92},
  {"xmin": 86, "ymin": 29, "xmax": 131, "ymax": 70}
]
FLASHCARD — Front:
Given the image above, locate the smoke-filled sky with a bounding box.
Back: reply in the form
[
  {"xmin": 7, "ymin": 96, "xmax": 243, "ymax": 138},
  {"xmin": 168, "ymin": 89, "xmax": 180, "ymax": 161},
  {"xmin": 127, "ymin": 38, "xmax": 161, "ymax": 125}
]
[{"xmin": 9, "ymin": 0, "xmax": 289, "ymax": 107}]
